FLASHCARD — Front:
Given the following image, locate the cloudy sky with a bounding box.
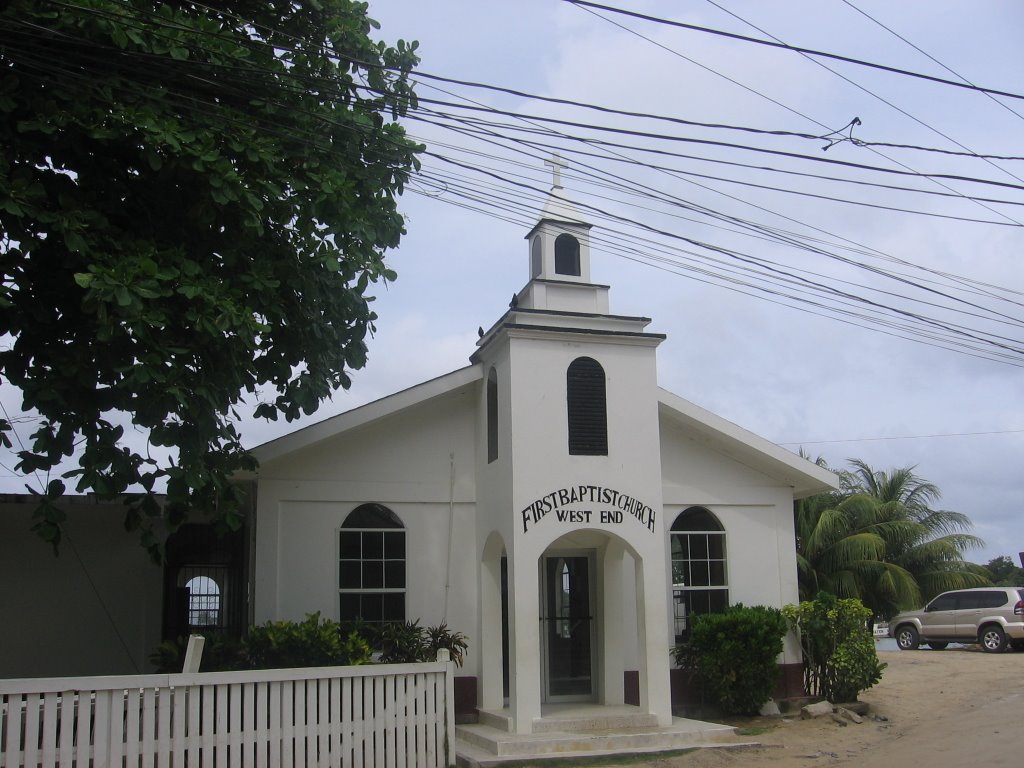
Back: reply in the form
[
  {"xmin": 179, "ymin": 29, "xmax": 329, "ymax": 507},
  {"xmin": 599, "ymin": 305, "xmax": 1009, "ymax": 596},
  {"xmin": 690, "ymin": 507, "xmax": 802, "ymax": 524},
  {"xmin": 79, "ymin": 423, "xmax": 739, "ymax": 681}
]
[
  {"xmin": 4, "ymin": 1, "xmax": 1022, "ymax": 565},
  {"xmin": 307, "ymin": 0, "xmax": 1022, "ymax": 564}
]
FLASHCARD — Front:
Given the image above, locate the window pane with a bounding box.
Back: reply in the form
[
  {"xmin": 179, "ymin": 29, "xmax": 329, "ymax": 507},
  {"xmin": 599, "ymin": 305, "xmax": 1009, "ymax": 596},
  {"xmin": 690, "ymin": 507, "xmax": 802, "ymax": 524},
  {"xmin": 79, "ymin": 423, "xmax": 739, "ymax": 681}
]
[
  {"xmin": 671, "ymin": 535, "xmax": 687, "ymax": 559},
  {"xmin": 930, "ymin": 594, "xmax": 957, "ymax": 611},
  {"xmin": 385, "ymin": 561, "xmax": 405, "ymax": 589},
  {"xmin": 690, "ymin": 562, "xmax": 711, "ymax": 587},
  {"xmin": 362, "ymin": 531, "xmax": 384, "ymax": 559},
  {"xmin": 708, "ymin": 589, "xmax": 729, "ymax": 612},
  {"xmin": 339, "ymin": 593, "xmax": 359, "ymax": 621},
  {"xmin": 671, "ymin": 561, "xmax": 686, "ymax": 587},
  {"xmin": 980, "ymin": 591, "xmax": 1007, "ymax": 608},
  {"xmin": 671, "ymin": 507, "xmax": 722, "ymax": 532},
  {"xmin": 708, "ymin": 534, "xmax": 725, "ymax": 560},
  {"xmin": 339, "ymin": 560, "xmax": 362, "ymax": 588},
  {"xmin": 709, "ymin": 561, "xmax": 726, "ymax": 586},
  {"xmin": 342, "ymin": 504, "xmax": 403, "ymax": 529},
  {"xmin": 339, "ymin": 532, "xmax": 361, "ymax": 559},
  {"xmin": 689, "ymin": 590, "xmax": 712, "ymax": 615},
  {"xmin": 360, "ymin": 594, "xmax": 383, "ymax": 622},
  {"xmin": 690, "ymin": 534, "xmax": 709, "ymax": 559},
  {"xmin": 362, "ymin": 561, "xmax": 384, "ymax": 589},
  {"xmin": 383, "ymin": 593, "xmax": 405, "ymax": 621},
  {"xmin": 384, "ymin": 531, "xmax": 405, "ymax": 559}
]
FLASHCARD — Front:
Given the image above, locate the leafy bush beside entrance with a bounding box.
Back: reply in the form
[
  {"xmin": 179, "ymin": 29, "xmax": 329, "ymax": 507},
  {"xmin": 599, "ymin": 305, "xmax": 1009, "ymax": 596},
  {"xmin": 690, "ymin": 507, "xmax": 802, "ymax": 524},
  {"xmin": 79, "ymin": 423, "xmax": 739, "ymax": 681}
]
[
  {"xmin": 673, "ymin": 604, "xmax": 788, "ymax": 715},
  {"xmin": 783, "ymin": 593, "xmax": 886, "ymax": 702},
  {"xmin": 151, "ymin": 613, "xmax": 467, "ymax": 673}
]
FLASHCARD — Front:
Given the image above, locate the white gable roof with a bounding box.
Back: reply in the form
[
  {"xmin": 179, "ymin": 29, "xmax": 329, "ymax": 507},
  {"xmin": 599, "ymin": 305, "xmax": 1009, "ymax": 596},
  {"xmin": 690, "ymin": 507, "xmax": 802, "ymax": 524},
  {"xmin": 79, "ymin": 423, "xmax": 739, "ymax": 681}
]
[
  {"xmin": 250, "ymin": 364, "xmax": 482, "ymax": 465},
  {"xmin": 657, "ymin": 388, "xmax": 838, "ymax": 499}
]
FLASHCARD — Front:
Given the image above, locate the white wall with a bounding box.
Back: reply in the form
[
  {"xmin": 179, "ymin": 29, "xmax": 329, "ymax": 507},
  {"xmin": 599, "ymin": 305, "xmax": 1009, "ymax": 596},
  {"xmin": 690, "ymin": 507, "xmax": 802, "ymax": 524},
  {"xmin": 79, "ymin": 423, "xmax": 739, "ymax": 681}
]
[
  {"xmin": 253, "ymin": 383, "xmax": 481, "ymax": 676},
  {"xmin": 660, "ymin": 420, "xmax": 803, "ymax": 664}
]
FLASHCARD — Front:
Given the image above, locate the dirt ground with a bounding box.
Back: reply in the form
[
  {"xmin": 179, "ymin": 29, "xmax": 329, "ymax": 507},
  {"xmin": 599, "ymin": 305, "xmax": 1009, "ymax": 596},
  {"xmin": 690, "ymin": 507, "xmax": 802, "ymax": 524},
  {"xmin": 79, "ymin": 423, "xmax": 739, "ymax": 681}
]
[{"xmin": 647, "ymin": 646, "xmax": 1024, "ymax": 768}]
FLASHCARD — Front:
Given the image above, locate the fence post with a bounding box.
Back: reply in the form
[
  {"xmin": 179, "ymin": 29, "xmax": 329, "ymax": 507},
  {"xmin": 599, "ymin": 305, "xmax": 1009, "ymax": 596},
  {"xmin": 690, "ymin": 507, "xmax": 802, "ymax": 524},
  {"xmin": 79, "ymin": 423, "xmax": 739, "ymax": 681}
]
[
  {"xmin": 435, "ymin": 650, "xmax": 456, "ymax": 767},
  {"xmin": 182, "ymin": 635, "xmax": 206, "ymax": 673}
]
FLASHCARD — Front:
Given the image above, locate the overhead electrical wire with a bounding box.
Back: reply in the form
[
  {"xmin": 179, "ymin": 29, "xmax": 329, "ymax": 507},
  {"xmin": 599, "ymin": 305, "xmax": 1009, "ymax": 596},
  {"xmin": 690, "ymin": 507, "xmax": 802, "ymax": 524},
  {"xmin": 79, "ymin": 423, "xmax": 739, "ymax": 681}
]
[
  {"xmin": 427, "ymin": 151, "xmax": 1024, "ymax": 358},
  {"xmin": 403, "ymin": 95, "xmax": 1024, "ymax": 327},
  {"xmin": 561, "ymin": 0, "xmax": 1024, "ymax": 102},
  {"xmin": 409, "ymin": 169, "xmax": 1024, "ymax": 366},
  {"xmin": 569, "ymin": 0, "xmax": 1024, "ymax": 228},
  {"xmin": 839, "ymin": 0, "xmax": 1024, "ymax": 125},
  {"xmin": 704, "ymin": 0, "xmax": 1024, "ymax": 198},
  {"xmin": 11, "ymin": 0, "xmax": 1024, "ymax": 365}
]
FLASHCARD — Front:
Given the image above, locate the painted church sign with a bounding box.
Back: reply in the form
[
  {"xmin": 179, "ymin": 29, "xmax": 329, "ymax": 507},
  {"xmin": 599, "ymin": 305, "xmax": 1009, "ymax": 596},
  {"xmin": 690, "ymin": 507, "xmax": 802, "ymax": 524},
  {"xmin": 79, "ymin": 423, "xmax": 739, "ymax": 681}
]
[{"xmin": 520, "ymin": 485, "xmax": 657, "ymax": 533}]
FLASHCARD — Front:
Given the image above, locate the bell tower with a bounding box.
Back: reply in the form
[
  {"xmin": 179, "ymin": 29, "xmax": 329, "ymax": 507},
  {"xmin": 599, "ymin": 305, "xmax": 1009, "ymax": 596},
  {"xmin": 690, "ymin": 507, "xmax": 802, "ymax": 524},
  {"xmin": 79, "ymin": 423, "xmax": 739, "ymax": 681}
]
[
  {"xmin": 526, "ymin": 154, "xmax": 592, "ymax": 281},
  {"xmin": 472, "ymin": 157, "xmax": 672, "ymax": 733},
  {"xmin": 518, "ymin": 154, "xmax": 608, "ymax": 315}
]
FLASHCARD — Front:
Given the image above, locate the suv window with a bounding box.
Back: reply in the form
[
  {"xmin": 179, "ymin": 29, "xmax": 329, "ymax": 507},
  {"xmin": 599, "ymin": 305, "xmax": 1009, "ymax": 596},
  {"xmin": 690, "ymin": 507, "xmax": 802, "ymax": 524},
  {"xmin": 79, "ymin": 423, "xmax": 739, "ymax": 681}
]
[
  {"xmin": 977, "ymin": 591, "xmax": 1008, "ymax": 609},
  {"xmin": 957, "ymin": 593, "xmax": 981, "ymax": 610},
  {"xmin": 928, "ymin": 593, "xmax": 958, "ymax": 611}
]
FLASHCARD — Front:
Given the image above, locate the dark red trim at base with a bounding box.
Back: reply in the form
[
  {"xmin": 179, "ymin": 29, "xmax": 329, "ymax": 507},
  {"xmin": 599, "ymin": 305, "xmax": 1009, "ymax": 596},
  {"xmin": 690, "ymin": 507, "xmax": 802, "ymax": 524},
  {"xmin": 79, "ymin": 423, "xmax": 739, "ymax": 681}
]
[{"xmin": 454, "ymin": 676, "xmax": 478, "ymax": 723}]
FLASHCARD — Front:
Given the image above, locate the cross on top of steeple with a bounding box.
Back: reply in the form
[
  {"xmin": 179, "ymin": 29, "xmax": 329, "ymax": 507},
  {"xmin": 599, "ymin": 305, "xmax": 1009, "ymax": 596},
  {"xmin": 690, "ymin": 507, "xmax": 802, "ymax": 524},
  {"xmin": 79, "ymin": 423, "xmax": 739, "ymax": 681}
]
[{"xmin": 544, "ymin": 153, "xmax": 567, "ymax": 189}]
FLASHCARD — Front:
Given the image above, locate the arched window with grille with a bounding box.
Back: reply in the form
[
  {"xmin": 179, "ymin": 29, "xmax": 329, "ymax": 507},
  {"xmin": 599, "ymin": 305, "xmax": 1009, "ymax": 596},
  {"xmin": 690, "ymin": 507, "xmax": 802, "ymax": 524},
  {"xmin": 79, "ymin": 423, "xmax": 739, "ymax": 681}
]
[
  {"xmin": 670, "ymin": 507, "xmax": 728, "ymax": 642},
  {"xmin": 338, "ymin": 503, "xmax": 406, "ymax": 625},
  {"xmin": 566, "ymin": 357, "xmax": 607, "ymax": 455}
]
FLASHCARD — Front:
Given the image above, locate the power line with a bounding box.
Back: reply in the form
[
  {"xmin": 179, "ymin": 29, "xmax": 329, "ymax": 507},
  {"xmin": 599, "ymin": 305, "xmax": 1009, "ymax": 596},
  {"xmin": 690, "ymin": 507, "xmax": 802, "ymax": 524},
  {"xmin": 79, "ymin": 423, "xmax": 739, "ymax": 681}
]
[
  {"xmin": 703, "ymin": 0, "xmax": 1024, "ymax": 207},
  {"xmin": 779, "ymin": 428, "xmax": 1024, "ymax": 446},
  {"xmin": 839, "ymin": 0, "xmax": 1024, "ymax": 125},
  {"xmin": 562, "ymin": 0, "xmax": 1024, "ymax": 102}
]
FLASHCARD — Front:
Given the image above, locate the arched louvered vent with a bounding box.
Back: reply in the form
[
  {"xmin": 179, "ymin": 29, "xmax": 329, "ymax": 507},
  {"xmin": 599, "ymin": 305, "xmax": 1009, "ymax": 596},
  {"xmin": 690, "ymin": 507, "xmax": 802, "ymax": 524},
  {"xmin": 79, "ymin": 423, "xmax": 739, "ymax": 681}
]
[{"xmin": 566, "ymin": 356, "xmax": 607, "ymax": 455}]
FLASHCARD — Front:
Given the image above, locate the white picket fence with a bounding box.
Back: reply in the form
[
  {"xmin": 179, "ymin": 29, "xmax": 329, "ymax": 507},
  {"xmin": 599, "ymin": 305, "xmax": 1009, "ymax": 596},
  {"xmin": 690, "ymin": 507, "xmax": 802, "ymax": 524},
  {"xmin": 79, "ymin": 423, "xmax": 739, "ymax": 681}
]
[{"xmin": 0, "ymin": 661, "xmax": 455, "ymax": 768}]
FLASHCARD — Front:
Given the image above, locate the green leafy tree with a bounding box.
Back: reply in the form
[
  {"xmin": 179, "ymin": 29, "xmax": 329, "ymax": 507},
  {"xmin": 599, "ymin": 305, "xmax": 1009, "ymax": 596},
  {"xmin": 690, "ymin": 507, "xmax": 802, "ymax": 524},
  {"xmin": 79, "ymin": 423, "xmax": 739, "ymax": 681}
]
[
  {"xmin": 795, "ymin": 458, "xmax": 987, "ymax": 619},
  {"xmin": 0, "ymin": 0, "xmax": 421, "ymax": 556},
  {"xmin": 982, "ymin": 555, "xmax": 1024, "ymax": 586}
]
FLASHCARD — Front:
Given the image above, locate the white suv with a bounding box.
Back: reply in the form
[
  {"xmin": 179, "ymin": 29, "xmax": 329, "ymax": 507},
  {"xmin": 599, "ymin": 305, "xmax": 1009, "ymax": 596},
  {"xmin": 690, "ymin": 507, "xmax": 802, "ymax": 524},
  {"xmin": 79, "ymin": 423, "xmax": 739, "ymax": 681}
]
[{"xmin": 888, "ymin": 587, "xmax": 1024, "ymax": 653}]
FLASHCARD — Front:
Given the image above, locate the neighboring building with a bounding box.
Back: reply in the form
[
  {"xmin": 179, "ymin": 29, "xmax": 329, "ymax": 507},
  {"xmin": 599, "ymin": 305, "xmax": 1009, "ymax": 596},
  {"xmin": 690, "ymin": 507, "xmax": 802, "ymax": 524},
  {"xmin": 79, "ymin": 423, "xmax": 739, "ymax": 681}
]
[
  {"xmin": 249, "ymin": 174, "xmax": 837, "ymax": 732},
  {"xmin": 0, "ymin": 494, "xmax": 250, "ymax": 679}
]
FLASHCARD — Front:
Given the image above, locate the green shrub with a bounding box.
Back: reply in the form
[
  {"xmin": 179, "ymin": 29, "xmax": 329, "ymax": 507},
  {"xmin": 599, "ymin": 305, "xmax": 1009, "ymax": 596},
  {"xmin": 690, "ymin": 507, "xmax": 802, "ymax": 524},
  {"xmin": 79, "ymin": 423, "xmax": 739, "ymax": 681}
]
[
  {"xmin": 783, "ymin": 593, "xmax": 886, "ymax": 702},
  {"xmin": 377, "ymin": 621, "xmax": 470, "ymax": 667},
  {"xmin": 377, "ymin": 620, "xmax": 430, "ymax": 664},
  {"xmin": 427, "ymin": 623, "xmax": 469, "ymax": 667},
  {"xmin": 673, "ymin": 604, "xmax": 788, "ymax": 715},
  {"xmin": 241, "ymin": 612, "xmax": 372, "ymax": 669},
  {"xmin": 150, "ymin": 631, "xmax": 242, "ymax": 673},
  {"xmin": 150, "ymin": 614, "xmax": 468, "ymax": 672}
]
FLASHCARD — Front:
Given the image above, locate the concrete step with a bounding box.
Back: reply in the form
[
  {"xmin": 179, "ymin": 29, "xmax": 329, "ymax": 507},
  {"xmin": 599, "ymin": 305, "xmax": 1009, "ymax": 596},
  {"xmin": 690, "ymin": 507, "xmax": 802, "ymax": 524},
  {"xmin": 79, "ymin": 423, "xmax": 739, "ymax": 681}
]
[{"xmin": 455, "ymin": 715, "xmax": 742, "ymax": 766}]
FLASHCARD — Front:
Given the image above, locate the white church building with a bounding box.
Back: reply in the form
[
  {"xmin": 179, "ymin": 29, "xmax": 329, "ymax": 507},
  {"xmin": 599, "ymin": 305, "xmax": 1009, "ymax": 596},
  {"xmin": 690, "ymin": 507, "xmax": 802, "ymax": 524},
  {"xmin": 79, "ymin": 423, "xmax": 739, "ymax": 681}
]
[{"xmin": 249, "ymin": 170, "xmax": 837, "ymax": 733}]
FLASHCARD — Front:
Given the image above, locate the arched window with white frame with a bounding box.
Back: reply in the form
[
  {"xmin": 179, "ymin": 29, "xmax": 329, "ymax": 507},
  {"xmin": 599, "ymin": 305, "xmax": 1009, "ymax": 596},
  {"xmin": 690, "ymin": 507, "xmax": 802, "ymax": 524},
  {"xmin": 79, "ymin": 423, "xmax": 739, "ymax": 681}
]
[
  {"xmin": 670, "ymin": 507, "xmax": 728, "ymax": 642},
  {"xmin": 338, "ymin": 503, "xmax": 406, "ymax": 625}
]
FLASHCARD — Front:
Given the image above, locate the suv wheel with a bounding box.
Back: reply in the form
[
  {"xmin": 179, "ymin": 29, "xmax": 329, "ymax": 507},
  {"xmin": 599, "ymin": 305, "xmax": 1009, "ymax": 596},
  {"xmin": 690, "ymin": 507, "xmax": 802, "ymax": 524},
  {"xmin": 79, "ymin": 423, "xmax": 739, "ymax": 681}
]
[
  {"xmin": 895, "ymin": 625, "xmax": 919, "ymax": 650},
  {"xmin": 927, "ymin": 642, "xmax": 948, "ymax": 650},
  {"xmin": 980, "ymin": 625, "xmax": 1007, "ymax": 653}
]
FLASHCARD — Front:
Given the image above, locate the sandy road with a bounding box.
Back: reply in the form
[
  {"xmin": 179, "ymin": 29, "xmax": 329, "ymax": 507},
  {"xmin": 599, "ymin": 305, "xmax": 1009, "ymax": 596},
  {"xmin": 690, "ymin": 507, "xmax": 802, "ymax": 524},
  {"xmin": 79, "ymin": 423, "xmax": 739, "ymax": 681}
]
[{"xmin": 643, "ymin": 647, "xmax": 1024, "ymax": 768}]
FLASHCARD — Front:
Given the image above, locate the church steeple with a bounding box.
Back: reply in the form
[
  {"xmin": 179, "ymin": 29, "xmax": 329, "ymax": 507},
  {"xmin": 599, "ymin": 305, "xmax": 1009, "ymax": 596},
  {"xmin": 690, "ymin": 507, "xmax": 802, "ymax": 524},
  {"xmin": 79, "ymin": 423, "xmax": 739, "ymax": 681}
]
[{"xmin": 525, "ymin": 154, "xmax": 594, "ymax": 284}]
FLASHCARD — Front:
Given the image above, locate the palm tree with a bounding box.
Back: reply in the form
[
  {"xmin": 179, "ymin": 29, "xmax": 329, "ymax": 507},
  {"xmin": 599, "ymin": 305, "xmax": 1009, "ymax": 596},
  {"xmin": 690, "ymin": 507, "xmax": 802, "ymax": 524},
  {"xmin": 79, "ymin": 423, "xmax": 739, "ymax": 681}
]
[
  {"xmin": 845, "ymin": 460, "xmax": 988, "ymax": 606},
  {"xmin": 795, "ymin": 458, "xmax": 988, "ymax": 619}
]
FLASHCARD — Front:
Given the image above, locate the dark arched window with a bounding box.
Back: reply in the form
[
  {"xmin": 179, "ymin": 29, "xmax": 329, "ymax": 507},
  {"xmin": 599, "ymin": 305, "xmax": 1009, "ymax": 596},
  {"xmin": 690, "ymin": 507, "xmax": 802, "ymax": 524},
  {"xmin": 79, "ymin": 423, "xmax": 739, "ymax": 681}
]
[
  {"xmin": 554, "ymin": 233, "xmax": 580, "ymax": 276},
  {"xmin": 338, "ymin": 503, "xmax": 405, "ymax": 625},
  {"xmin": 531, "ymin": 236, "xmax": 542, "ymax": 278},
  {"xmin": 487, "ymin": 367, "xmax": 499, "ymax": 463},
  {"xmin": 670, "ymin": 507, "xmax": 728, "ymax": 642},
  {"xmin": 567, "ymin": 357, "xmax": 607, "ymax": 455}
]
